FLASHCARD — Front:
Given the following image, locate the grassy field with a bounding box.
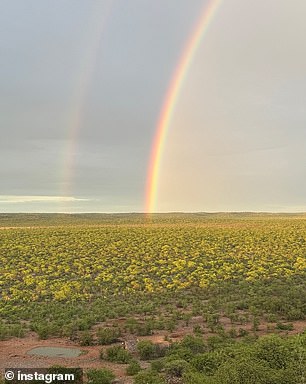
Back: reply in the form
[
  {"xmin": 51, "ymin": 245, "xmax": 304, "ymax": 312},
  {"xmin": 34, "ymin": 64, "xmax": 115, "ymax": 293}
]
[{"xmin": 0, "ymin": 213, "xmax": 305, "ymax": 383}]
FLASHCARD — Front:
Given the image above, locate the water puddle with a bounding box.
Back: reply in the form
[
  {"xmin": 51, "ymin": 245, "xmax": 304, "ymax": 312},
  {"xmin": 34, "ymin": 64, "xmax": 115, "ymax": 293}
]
[{"xmin": 27, "ymin": 346, "xmax": 83, "ymax": 358}]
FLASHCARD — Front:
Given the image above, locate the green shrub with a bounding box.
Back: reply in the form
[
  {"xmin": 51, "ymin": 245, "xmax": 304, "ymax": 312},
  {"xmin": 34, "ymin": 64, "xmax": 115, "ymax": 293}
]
[
  {"xmin": 166, "ymin": 344, "xmax": 194, "ymax": 361},
  {"xmin": 166, "ymin": 319, "xmax": 176, "ymax": 332},
  {"xmin": 238, "ymin": 328, "xmax": 248, "ymax": 337},
  {"xmin": 77, "ymin": 319, "xmax": 92, "ymax": 331},
  {"xmin": 124, "ymin": 318, "xmax": 138, "ymax": 333},
  {"xmin": 105, "ymin": 345, "xmax": 132, "ymax": 363},
  {"xmin": 0, "ymin": 323, "xmax": 25, "ymax": 340},
  {"xmin": 87, "ymin": 368, "xmax": 115, "ymax": 384},
  {"xmin": 36, "ymin": 325, "xmax": 49, "ymax": 339},
  {"xmin": 136, "ymin": 322, "xmax": 153, "ymax": 336},
  {"xmin": 206, "ymin": 335, "xmax": 226, "ymax": 351},
  {"xmin": 96, "ymin": 327, "xmax": 120, "ymax": 345},
  {"xmin": 266, "ymin": 313, "xmax": 278, "ymax": 322},
  {"xmin": 134, "ymin": 370, "xmax": 165, "ymax": 384},
  {"xmin": 286, "ymin": 308, "xmax": 304, "ymax": 321},
  {"xmin": 126, "ymin": 360, "xmax": 141, "ymax": 376},
  {"xmin": 151, "ymin": 359, "xmax": 165, "ymax": 372},
  {"xmin": 79, "ymin": 331, "xmax": 94, "ymax": 346},
  {"xmin": 182, "ymin": 370, "xmax": 211, "ymax": 384},
  {"xmin": 276, "ymin": 322, "xmax": 294, "ymax": 331},
  {"xmin": 34, "ymin": 323, "xmax": 61, "ymax": 339},
  {"xmin": 191, "ymin": 352, "xmax": 221, "ymax": 376},
  {"xmin": 254, "ymin": 335, "xmax": 292, "ymax": 369},
  {"xmin": 137, "ymin": 340, "xmax": 156, "ymax": 360},
  {"xmin": 181, "ymin": 335, "xmax": 206, "ymax": 354},
  {"xmin": 228, "ymin": 328, "xmax": 237, "ymax": 338},
  {"xmin": 164, "ymin": 359, "xmax": 190, "ymax": 377},
  {"xmin": 154, "ymin": 319, "xmax": 166, "ymax": 330},
  {"xmin": 213, "ymin": 358, "xmax": 282, "ymax": 384}
]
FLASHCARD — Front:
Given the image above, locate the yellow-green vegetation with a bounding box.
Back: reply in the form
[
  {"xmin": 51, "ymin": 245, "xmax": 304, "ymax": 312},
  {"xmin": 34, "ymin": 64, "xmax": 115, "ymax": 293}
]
[
  {"xmin": 0, "ymin": 213, "xmax": 306, "ymax": 383},
  {"xmin": 0, "ymin": 213, "xmax": 305, "ymax": 340},
  {"xmin": 0, "ymin": 214, "xmax": 305, "ymax": 302}
]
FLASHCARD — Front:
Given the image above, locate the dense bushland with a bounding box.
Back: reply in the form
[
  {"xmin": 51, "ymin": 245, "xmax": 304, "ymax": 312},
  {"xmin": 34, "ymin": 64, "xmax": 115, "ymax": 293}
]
[{"xmin": 0, "ymin": 214, "xmax": 305, "ymax": 384}]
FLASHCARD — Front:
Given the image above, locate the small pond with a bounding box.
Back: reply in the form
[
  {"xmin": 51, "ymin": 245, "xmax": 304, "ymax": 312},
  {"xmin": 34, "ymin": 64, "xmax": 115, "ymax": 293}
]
[{"xmin": 27, "ymin": 346, "xmax": 83, "ymax": 358}]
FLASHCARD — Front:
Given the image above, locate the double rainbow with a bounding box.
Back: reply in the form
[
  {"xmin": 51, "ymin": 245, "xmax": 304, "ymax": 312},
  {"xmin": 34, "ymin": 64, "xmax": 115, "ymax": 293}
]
[{"xmin": 60, "ymin": 1, "xmax": 221, "ymax": 213}]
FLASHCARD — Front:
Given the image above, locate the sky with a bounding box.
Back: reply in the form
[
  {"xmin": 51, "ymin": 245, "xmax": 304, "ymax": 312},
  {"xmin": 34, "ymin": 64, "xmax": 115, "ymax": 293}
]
[{"xmin": 1, "ymin": 0, "xmax": 306, "ymax": 213}]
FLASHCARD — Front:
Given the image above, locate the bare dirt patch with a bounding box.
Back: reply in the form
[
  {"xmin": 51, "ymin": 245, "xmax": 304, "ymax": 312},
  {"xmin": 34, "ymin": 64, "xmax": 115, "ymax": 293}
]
[
  {"xmin": 1, "ymin": 318, "xmax": 305, "ymax": 383},
  {"xmin": 0, "ymin": 334, "xmax": 131, "ymax": 383}
]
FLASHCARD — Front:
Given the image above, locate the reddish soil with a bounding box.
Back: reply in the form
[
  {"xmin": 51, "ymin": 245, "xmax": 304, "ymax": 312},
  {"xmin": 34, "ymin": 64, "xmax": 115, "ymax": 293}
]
[
  {"xmin": 0, "ymin": 333, "xmax": 133, "ymax": 383},
  {"xmin": 1, "ymin": 318, "xmax": 305, "ymax": 383}
]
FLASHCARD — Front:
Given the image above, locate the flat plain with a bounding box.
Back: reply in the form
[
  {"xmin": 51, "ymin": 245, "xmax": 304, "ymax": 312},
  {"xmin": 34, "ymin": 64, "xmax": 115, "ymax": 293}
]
[{"xmin": 0, "ymin": 213, "xmax": 305, "ymax": 383}]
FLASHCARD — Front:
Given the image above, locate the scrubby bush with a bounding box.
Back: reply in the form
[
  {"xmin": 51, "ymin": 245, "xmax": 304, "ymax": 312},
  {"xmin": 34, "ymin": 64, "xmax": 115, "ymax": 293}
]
[
  {"xmin": 124, "ymin": 318, "xmax": 138, "ymax": 333},
  {"xmin": 180, "ymin": 335, "xmax": 206, "ymax": 354},
  {"xmin": 97, "ymin": 327, "xmax": 120, "ymax": 345},
  {"xmin": 134, "ymin": 370, "xmax": 165, "ymax": 384},
  {"xmin": 166, "ymin": 344, "xmax": 194, "ymax": 362},
  {"xmin": 105, "ymin": 345, "xmax": 132, "ymax": 363},
  {"xmin": 151, "ymin": 359, "xmax": 165, "ymax": 372},
  {"xmin": 164, "ymin": 359, "xmax": 190, "ymax": 377},
  {"xmin": 137, "ymin": 340, "xmax": 156, "ymax": 360},
  {"xmin": 136, "ymin": 322, "xmax": 153, "ymax": 336},
  {"xmin": 79, "ymin": 330, "xmax": 94, "ymax": 346},
  {"xmin": 191, "ymin": 352, "xmax": 221, "ymax": 376},
  {"xmin": 87, "ymin": 368, "xmax": 115, "ymax": 384},
  {"xmin": 254, "ymin": 335, "xmax": 292, "ymax": 369},
  {"xmin": 182, "ymin": 370, "xmax": 211, "ymax": 384},
  {"xmin": 0, "ymin": 323, "xmax": 25, "ymax": 340},
  {"xmin": 207, "ymin": 335, "xmax": 228, "ymax": 351},
  {"xmin": 213, "ymin": 358, "xmax": 277, "ymax": 384},
  {"xmin": 275, "ymin": 322, "xmax": 294, "ymax": 331},
  {"xmin": 126, "ymin": 360, "xmax": 141, "ymax": 376},
  {"xmin": 238, "ymin": 328, "xmax": 248, "ymax": 337}
]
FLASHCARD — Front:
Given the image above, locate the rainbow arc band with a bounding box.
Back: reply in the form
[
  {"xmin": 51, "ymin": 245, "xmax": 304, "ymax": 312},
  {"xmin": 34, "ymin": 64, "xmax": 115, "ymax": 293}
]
[
  {"xmin": 145, "ymin": 0, "xmax": 222, "ymax": 214},
  {"xmin": 60, "ymin": 2, "xmax": 113, "ymax": 207}
]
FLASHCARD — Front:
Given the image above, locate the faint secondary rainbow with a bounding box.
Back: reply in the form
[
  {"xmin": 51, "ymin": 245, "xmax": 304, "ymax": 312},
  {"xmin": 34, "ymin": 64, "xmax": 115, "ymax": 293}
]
[
  {"xmin": 145, "ymin": 0, "xmax": 222, "ymax": 214},
  {"xmin": 59, "ymin": 1, "xmax": 113, "ymax": 211}
]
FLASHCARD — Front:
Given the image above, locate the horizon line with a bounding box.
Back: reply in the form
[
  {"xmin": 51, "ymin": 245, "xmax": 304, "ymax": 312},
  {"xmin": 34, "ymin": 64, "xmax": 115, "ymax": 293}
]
[{"xmin": 1, "ymin": 211, "xmax": 306, "ymax": 215}]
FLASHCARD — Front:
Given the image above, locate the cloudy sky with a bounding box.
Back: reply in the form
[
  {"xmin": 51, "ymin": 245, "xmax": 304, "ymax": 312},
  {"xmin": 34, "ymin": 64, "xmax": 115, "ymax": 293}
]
[{"xmin": 1, "ymin": 0, "xmax": 306, "ymax": 213}]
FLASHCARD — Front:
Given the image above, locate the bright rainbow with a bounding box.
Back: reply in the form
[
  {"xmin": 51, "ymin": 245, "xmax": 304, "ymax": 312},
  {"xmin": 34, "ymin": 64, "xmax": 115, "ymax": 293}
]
[{"xmin": 145, "ymin": 0, "xmax": 222, "ymax": 214}]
